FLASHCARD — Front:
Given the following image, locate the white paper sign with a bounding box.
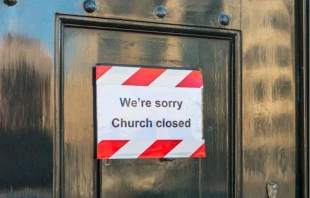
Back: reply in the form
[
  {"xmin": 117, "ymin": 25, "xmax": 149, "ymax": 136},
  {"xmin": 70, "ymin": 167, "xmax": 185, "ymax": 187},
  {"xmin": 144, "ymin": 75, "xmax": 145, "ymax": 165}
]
[{"xmin": 95, "ymin": 65, "xmax": 205, "ymax": 159}]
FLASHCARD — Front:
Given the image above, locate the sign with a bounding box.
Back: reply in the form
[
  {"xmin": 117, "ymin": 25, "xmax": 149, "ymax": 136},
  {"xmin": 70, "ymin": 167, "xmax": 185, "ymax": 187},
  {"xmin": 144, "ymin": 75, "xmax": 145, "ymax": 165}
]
[{"xmin": 95, "ymin": 64, "xmax": 206, "ymax": 159}]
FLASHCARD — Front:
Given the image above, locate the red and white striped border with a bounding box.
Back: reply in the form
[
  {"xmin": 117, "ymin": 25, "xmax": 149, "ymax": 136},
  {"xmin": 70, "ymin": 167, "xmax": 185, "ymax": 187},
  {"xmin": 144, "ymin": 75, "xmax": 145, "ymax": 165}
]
[
  {"xmin": 97, "ymin": 140, "xmax": 206, "ymax": 159},
  {"xmin": 96, "ymin": 65, "xmax": 203, "ymax": 88},
  {"xmin": 95, "ymin": 65, "xmax": 205, "ymax": 159}
]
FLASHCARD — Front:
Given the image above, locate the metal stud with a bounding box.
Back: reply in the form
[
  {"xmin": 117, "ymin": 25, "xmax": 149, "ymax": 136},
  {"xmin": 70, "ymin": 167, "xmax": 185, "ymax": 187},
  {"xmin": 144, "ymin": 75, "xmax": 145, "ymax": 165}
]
[
  {"xmin": 104, "ymin": 159, "xmax": 111, "ymax": 166},
  {"xmin": 83, "ymin": 0, "xmax": 97, "ymax": 13},
  {"xmin": 267, "ymin": 182, "xmax": 277, "ymax": 198},
  {"xmin": 155, "ymin": 6, "xmax": 167, "ymax": 19},
  {"xmin": 218, "ymin": 13, "xmax": 230, "ymax": 26},
  {"xmin": 3, "ymin": 0, "xmax": 18, "ymax": 6}
]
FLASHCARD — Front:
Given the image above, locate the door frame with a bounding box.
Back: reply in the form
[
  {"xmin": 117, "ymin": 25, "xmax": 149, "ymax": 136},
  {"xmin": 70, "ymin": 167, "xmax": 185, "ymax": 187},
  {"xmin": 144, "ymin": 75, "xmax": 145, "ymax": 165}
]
[{"xmin": 54, "ymin": 15, "xmax": 242, "ymax": 198}]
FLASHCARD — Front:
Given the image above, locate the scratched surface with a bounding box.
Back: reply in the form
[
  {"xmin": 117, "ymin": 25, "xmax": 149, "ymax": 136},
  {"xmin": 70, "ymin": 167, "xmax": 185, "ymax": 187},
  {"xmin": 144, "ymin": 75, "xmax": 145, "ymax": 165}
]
[
  {"xmin": 0, "ymin": 0, "xmax": 301, "ymax": 197},
  {"xmin": 242, "ymin": 0, "xmax": 297, "ymax": 197},
  {"xmin": 56, "ymin": 0, "xmax": 241, "ymax": 30},
  {"xmin": 63, "ymin": 27, "xmax": 231, "ymax": 197},
  {"xmin": 0, "ymin": 1, "xmax": 54, "ymax": 197}
]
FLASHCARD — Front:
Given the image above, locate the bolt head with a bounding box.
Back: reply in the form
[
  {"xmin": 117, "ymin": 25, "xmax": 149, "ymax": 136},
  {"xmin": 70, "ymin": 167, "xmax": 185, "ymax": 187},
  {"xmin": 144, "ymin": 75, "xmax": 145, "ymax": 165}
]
[
  {"xmin": 218, "ymin": 14, "xmax": 230, "ymax": 26},
  {"xmin": 155, "ymin": 6, "xmax": 167, "ymax": 19},
  {"xmin": 4, "ymin": 0, "xmax": 18, "ymax": 6},
  {"xmin": 84, "ymin": 0, "xmax": 97, "ymax": 13}
]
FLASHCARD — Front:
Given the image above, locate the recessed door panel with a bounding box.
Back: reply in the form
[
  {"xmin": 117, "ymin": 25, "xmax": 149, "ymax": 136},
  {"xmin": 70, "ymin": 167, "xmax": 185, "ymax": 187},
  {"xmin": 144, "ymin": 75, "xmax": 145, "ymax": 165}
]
[{"xmin": 63, "ymin": 26, "xmax": 234, "ymax": 197}]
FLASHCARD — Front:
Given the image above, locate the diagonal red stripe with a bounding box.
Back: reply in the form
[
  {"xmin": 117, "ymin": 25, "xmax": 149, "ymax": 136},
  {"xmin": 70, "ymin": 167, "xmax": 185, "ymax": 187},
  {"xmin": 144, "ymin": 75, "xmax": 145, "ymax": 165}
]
[
  {"xmin": 122, "ymin": 68, "xmax": 166, "ymax": 86},
  {"xmin": 138, "ymin": 140, "xmax": 182, "ymax": 158},
  {"xmin": 96, "ymin": 65, "xmax": 112, "ymax": 80},
  {"xmin": 97, "ymin": 140, "xmax": 129, "ymax": 159},
  {"xmin": 190, "ymin": 143, "xmax": 206, "ymax": 158},
  {"xmin": 176, "ymin": 70, "xmax": 203, "ymax": 88}
]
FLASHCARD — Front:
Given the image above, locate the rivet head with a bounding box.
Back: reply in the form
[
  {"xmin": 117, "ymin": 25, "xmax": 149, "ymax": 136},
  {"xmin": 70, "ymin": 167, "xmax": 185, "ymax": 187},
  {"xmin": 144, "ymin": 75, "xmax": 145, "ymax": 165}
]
[
  {"xmin": 104, "ymin": 159, "xmax": 111, "ymax": 166},
  {"xmin": 155, "ymin": 6, "xmax": 167, "ymax": 19},
  {"xmin": 4, "ymin": 0, "xmax": 18, "ymax": 6},
  {"xmin": 218, "ymin": 14, "xmax": 230, "ymax": 26},
  {"xmin": 83, "ymin": 0, "xmax": 97, "ymax": 13},
  {"xmin": 267, "ymin": 182, "xmax": 277, "ymax": 198}
]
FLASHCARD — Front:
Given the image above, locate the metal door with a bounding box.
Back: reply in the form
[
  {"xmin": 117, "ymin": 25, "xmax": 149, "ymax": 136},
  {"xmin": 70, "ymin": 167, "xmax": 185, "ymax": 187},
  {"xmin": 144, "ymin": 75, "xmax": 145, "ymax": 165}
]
[
  {"xmin": 60, "ymin": 21, "xmax": 240, "ymax": 197},
  {"xmin": 0, "ymin": 0, "xmax": 306, "ymax": 198}
]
